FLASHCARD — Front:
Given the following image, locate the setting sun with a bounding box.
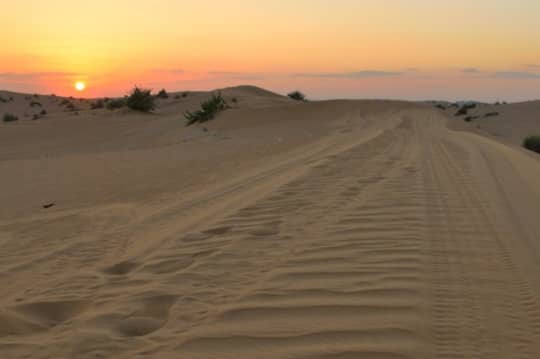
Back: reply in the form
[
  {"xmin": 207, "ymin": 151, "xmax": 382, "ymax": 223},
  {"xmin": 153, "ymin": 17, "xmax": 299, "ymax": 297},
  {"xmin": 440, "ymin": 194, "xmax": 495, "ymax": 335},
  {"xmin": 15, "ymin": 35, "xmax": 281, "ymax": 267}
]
[{"xmin": 75, "ymin": 81, "xmax": 86, "ymax": 91}]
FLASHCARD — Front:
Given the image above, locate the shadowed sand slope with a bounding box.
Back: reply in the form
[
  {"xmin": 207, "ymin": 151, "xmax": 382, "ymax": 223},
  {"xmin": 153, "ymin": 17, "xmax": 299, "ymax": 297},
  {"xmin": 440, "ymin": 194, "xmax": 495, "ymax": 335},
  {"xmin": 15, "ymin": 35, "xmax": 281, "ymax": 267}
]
[{"xmin": 1, "ymin": 90, "xmax": 540, "ymax": 358}]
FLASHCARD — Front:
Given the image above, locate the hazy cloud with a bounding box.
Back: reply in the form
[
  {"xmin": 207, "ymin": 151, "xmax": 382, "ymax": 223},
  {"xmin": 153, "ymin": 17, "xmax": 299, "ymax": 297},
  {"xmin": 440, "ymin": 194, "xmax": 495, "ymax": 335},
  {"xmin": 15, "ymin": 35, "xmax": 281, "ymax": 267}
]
[
  {"xmin": 295, "ymin": 70, "xmax": 403, "ymax": 78},
  {"xmin": 523, "ymin": 64, "xmax": 540, "ymax": 69},
  {"xmin": 462, "ymin": 68, "xmax": 481, "ymax": 73},
  {"xmin": 153, "ymin": 69, "xmax": 185, "ymax": 74},
  {"xmin": 208, "ymin": 71, "xmax": 241, "ymax": 76},
  {"xmin": 493, "ymin": 71, "xmax": 540, "ymax": 79},
  {"xmin": 0, "ymin": 72, "xmax": 77, "ymax": 80},
  {"xmin": 207, "ymin": 71, "xmax": 266, "ymax": 80}
]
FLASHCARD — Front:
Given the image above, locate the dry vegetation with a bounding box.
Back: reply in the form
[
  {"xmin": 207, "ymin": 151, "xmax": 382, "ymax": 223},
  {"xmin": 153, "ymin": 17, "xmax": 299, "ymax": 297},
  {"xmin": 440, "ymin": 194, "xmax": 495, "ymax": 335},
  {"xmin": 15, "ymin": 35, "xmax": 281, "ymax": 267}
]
[
  {"xmin": 523, "ymin": 135, "xmax": 540, "ymax": 154},
  {"xmin": 184, "ymin": 92, "xmax": 228, "ymax": 126}
]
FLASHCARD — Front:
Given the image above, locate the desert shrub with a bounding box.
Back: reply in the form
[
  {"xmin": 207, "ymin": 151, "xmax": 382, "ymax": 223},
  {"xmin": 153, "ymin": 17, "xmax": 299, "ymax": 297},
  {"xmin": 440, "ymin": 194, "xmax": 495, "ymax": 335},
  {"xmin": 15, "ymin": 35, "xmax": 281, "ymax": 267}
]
[
  {"xmin": 182, "ymin": 92, "xmax": 189, "ymax": 98},
  {"xmin": 484, "ymin": 112, "xmax": 499, "ymax": 117},
  {"xmin": 174, "ymin": 94, "xmax": 181, "ymax": 100},
  {"xmin": 3, "ymin": 113, "xmax": 18, "ymax": 122},
  {"xmin": 455, "ymin": 103, "xmax": 476, "ymax": 116},
  {"xmin": 91, "ymin": 99, "xmax": 105, "ymax": 109},
  {"xmin": 288, "ymin": 91, "xmax": 307, "ymax": 101},
  {"xmin": 455, "ymin": 107, "xmax": 468, "ymax": 116},
  {"xmin": 30, "ymin": 101, "xmax": 42, "ymax": 107},
  {"xmin": 65, "ymin": 102, "xmax": 77, "ymax": 111},
  {"xmin": 156, "ymin": 89, "xmax": 169, "ymax": 99},
  {"xmin": 184, "ymin": 92, "xmax": 228, "ymax": 126},
  {"xmin": 32, "ymin": 114, "xmax": 40, "ymax": 120},
  {"xmin": 464, "ymin": 115, "xmax": 479, "ymax": 122},
  {"xmin": 106, "ymin": 98, "xmax": 126, "ymax": 110},
  {"xmin": 523, "ymin": 136, "xmax": 540, "ymax": 154},
  {"xmin": 0, "ymin": 96, "xmax": 6, "ymax": 103},
  {"xmin": 60, "ymin": 99, "xmax": 70, "ymax": 106},
  {"xmin": 40, "ymin": 109, "xmax": 47, "ymax": 116},
  {"xmin": 435, "ymin": 104, "xmax": 445, "ymax": 110},
  {"xmin": 231, "ymin": 97, "xmax": 238, "ymax": 104},
  {"xmin": 126, "ymin": 87, "xmax": 155, "ymax": 112}
]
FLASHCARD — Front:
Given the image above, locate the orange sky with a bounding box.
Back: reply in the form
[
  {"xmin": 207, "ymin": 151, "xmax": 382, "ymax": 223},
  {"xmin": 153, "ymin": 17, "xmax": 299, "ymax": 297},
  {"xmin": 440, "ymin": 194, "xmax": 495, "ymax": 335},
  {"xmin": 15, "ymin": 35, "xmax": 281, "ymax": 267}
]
[{"xmin": 1, "ymin": 0, "xmax": 539, "ymax": 101}]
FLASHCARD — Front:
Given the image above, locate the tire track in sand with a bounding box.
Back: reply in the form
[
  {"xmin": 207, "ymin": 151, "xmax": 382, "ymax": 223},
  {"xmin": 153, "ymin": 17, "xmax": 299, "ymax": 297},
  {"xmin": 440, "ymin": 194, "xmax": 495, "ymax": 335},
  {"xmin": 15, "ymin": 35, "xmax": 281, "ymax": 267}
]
[{"xmin": 168, "ymin": 116, "xmax": 430, "ymax": 358}]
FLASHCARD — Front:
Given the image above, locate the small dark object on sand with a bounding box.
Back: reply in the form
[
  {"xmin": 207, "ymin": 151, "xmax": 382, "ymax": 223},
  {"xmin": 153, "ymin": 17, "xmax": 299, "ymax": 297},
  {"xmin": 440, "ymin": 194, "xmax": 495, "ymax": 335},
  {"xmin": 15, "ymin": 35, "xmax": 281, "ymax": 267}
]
[{"xmin": 43, "ymin": 203, "xmax": 55, "ymax": 209}]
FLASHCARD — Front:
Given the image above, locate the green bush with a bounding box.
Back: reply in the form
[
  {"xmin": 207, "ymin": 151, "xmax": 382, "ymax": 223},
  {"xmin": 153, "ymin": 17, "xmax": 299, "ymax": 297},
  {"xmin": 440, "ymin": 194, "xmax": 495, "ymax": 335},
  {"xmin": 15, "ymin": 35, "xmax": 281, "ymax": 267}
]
[
  {"xmin": 126, "ymin": 87, "xmax": 155, "ymax": 112},
  {"xmin": 288, "ymin": 91, "xmax": 307, "ymax": 101},
  {"xmin": 106, "ymin": 98, "xmax": 126, "ymax": 110},
  {"xmin": 523, "ymin": 136, "xmax": 540, "ymax": 154},
  {"xmin": 156, "ymin": 89, "xmax": 169, "ymax": 99},
  {"xmin": 184, "ymin": 92, "xmax": 228, "ymax": 126},
  {"xmin": 3, "ymin": 113, "xmax": 18, "ymax": 122},
  {"xmin": 455, "ymin": 103, "xmax": 476, "ymax": 116},
  {"xmin": 65, "ymin": 102, "xmax": 77, "ymax": 112},
  {"xmin": 91, "ymin": 99, "xmax": 105, "ymax": 109},
  {"xmin": 455, "ymin": 107, "xmax": 468, "ymax": 116}
]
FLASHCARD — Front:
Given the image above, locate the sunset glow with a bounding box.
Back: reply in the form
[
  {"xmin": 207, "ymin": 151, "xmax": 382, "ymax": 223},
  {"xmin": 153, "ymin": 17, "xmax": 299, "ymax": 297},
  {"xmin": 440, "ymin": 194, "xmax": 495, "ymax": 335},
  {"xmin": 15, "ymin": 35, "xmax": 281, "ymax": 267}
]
[{"xmin": 1, "ymin": 0, "xmax": 540, "ymax": 100}]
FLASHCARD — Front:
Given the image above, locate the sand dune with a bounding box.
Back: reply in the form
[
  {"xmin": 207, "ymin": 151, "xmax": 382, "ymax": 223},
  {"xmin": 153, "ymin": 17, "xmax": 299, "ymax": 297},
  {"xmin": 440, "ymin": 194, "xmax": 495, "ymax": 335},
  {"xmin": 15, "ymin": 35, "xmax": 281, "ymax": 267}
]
[
  {"xmin": 1, "ymin": 87, "xmax": 540, "ymax": 358},
  {"xmin": 447, "ymin": 100, "xmax": 540, "ymax": 149}
]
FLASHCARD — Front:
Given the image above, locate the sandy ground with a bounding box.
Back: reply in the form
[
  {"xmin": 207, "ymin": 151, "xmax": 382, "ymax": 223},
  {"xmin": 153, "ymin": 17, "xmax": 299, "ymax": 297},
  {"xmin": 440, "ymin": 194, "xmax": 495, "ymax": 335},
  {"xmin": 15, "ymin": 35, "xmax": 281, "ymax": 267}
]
[{"xmin": 1, "ymin": 87, "xmax": 540, "ymax": 358}]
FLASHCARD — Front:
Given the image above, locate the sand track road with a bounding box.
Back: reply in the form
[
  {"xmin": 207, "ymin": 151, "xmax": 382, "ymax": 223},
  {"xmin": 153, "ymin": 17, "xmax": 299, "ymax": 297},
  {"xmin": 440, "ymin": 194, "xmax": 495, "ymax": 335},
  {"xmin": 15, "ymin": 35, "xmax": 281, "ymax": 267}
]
[{"xmin": 1, "ymin": 105, "xmax": 540, "ymax": 358}]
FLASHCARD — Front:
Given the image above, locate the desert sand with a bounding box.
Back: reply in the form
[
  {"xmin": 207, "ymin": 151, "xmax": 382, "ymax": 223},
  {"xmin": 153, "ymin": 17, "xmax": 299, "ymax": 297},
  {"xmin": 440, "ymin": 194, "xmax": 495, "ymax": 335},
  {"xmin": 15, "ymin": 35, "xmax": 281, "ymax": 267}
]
[
  {"xmin": 447, "ymin": 100, "xmax": 540, "ymax": 147},
  {"xmin": 1, "ymin": 86, "xmax": 540, "ymax": 358}
]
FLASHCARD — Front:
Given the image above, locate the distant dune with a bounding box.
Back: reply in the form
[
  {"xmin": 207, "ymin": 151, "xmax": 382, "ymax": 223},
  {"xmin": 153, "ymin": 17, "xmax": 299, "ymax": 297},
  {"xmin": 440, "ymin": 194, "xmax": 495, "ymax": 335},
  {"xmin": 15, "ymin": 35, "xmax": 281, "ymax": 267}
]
[
  {"xmin": 1, "ymin": 86, "xmax": 540, "ymax": 358},
  {"xmin": 446, "ymin": 100, "xmax": 540, "ymax": 149}
]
